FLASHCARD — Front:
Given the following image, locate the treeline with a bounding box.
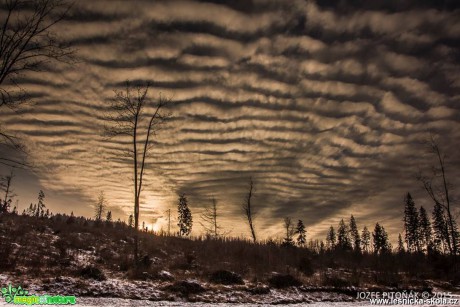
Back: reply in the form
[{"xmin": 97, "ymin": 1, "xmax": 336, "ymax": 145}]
[
  {"xmin": 1, "ymin": 171, "xmax": 459, "ymax": 258},
  {"xmin": 403, "ymin": 192, "xmax": 459, "ymax": 255}
]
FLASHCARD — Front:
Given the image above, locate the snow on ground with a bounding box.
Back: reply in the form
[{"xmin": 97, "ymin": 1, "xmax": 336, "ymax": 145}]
[{"xmin": 1, "ymin": 273, "xmax": 458, "ymax": 306}]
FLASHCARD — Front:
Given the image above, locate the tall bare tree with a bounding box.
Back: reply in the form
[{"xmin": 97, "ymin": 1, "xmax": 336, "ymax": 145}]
[
  {"xmin": 0, "ymin": 0, "xmax": 73, "ymax": 167},
  {"xmin": 200, "ymin": 197, "xmax": 222, "ymax": 238},
  {"xmin": 0, "ymin": 0, "xmax": 73, "ymax": 104},
  {"xmin": 0, "ymin": 168, "xmax": 15, "ymax": 213},
  {"xmin": 104, "ymin": 81, "xmax": 171, "ymax": 265},
  {"xmin": 417, "ymin": 135, "xmax": 458, "ymax": 255},
  {"xmin": 242, "ymin": 177, "xmax": 256, "ymax": 243},
  {"xmin": 94, "ymin": 191, "xmax": 106, "ymax": 222},
  {"xmin": 282, "ymin": 217, "xmax": 295, "ymax": 246}
]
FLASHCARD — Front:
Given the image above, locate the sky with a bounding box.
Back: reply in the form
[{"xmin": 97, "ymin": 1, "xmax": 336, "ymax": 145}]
[{"xmin": 1, "ymin": 0, "xmax": 460, "ymax": 242}]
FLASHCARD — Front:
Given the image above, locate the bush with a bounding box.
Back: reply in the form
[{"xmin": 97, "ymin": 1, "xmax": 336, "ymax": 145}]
[
  {"xmin": 268, "ymin": 274, "xmax": 301, "ymax": 288},
  {"xmin": 322, "ymin": 274, "xmax": 352, "ymax": 288},
  {"xmin": 209, "ymin": 270, "xmax": 244, "ymax": 285},
  {"xmin": 80, "ymin": 266, "xmax": 106, "ymax": 281},
  {"xmin": 164, "ymin": 280, "xmax": 206, "ymax": 295},
  {"xmin": 298, "ymin": 257, "xmax": 314, "ymax": 276},
  {"xmin": 246, "ymin": 283, "xmax": 270, "ymax": 294}
]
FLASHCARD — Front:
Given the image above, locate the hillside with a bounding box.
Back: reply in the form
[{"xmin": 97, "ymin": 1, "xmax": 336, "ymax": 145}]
[{"xmin": 0, "ymin": 213, "xmax": 458, "ymax": 304}]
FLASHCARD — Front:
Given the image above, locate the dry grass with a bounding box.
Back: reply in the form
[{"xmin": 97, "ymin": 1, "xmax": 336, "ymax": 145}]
[{"xmin": 0, "ymin": 212, "xmax": 458, "ymax": 289}]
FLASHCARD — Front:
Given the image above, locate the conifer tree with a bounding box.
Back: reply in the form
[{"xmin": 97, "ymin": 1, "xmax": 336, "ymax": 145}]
[
  {"xmin": 177, "ymin": 193, "xmax": 192, "ymax": 236},
  {"xmin": 337, "ymin": 219, "xmax": 352, "ymax": 250},
  {"xmin": 106, "ymin": 210, "xmax": 112, "ymax": 222},
  {"xmin": 296, "ymin": 219, "xmax": 307, "ymax": 247},
  {"xmin": 361, "ymin": 226, "xmax": 371, "ymax": 253},
  {"xmin": 419, "ymin": 206, "xmax": 433, "ymax": 252},
  {"xmin": 404, "ymin": 193, "xmax": 420, "ymax": 252},
  {"xmin": 36, "ymin": 190, "xmax": 45, "ymax": 218},
  {"xmin": 432, "ymin": 202, "xmax": 450, "ymax": 253},
  {"xmin": 373, "ymin": 223, "xmax": 391, "ymax": 254},
  {"xmin": 67, "ymin": 211, "xmax": 75, "ymax": 224},
  {"xmin": 349, "ymin": 215, "xmax": 361, "ymax": 252},
  {"xmin": 397, "ymin": 233, "xmax": 405, "ymax": 254},
  {"xmin": 326, "ymin": 226, "xmax": 336, "ymax": 249}
]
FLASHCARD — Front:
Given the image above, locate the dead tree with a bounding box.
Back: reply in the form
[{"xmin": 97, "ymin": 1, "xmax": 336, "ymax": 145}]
[
  {"xmin": 0, "ymin": 168, "xmax": 16, "ymax": 213},
  {"xmin": 104, "ymin": 81, "xmax": 171, "ymax": 265},
  {"xmin": 417, "ymin": 135, "xmax": 458, "ymax": 255},
  {"xmin": 94, "ymin": 191, "xmax": 107, "ymax": 222},
  {"xmin": 0, "ymin": 0, "xmax": 73, "ymax": 105},
  {"xmin": 282, "ymin": 217, "xmax": 295, "ymax": 246},
  {"xmin": 242, "ymin": 177, "xmax": 257, "ymax": 243},
  {"xmin": 166, "ymin": 208, "xmax": 171, "ymax": 236},
  {"xmin": 200, "ymin": 197, "xmax": 222, "ymax": 238},
  {"xmin": 0, "ymin": 0, "xmax": 73, "ymax": 167}
]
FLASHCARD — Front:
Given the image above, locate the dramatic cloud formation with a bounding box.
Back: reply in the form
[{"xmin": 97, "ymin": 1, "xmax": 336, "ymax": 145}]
[{"xmin": 1, "ymin": 0, "xmax": 460, "ymax": 241}]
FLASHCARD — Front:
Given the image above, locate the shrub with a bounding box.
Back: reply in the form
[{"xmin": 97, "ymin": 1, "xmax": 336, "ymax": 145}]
[
  {"xmin": 79, "ymin": 265, "xmax": 106, "ymax": 281},
  {"xmin": 268, "ymin": 274, "xmax": 301, "ymax": 288},
  {"xmin": 209, "ymin": 270, "xmax": 244, "ymax": 285},
  {"xmin": 321, "ymin": 274, "xmax": 352, "ymax": 288},
  {"xmin": 246, "ymin": 283, "xmax": 270, "ymax": 294},
  {"xmin": 298, "ymin": 257, "xmax": 314, "ymax": 276},
  {"xmin": 164, "ymin": 280, "xmax": 206, "ymax": 295}
]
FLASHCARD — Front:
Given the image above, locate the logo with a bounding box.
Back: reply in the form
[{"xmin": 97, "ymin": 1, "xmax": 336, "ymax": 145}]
[{"xmin": 1, "ymin": 284, "xmax": 76, "ymax": 305}]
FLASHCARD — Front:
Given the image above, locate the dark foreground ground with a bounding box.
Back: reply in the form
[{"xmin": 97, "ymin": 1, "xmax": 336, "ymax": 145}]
[{"xmin": 0, "ymin": 213, "xmax": 458, "ymax": 304}]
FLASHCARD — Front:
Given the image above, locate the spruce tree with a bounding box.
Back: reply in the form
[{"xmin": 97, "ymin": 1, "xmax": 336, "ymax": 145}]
[
  {"xmin": 337, "ymin": 219, "xmax": 352, "ymax": 250},
  {"xmin": 177, "ymin": 194, "xmax": 192, "ymax": 236},
  {"xmin": 349, "ymin": 215, "xmax": 361, "ymax": 252},
  {"xmin": 36, "ymin": 190, "xmax": 45, "ymax": 218},
  {"xmin": 432, "ymin": 202, "xmax": 450, "ymax": 253},
  {"xmin": 373, "ymin": 223, "xmax": 391, "ymax": 254},
  {"xmin": 419, "ymin": 206, "xmax": 433, "ymax": 252},
  {"xmin": 404, "ymin": 193, "xmax": 420, "ymax": 252},
  {"xmin": 361, "ymin": 226, "xmax": 371, "ymax": 253},
  {"xmin": 326, "ymin": 226, "xmax": 336, "ymax": 249},
  {"xmin": 397, "ymin": 233, "xmax": 405, "ymax": 254},
  {"xmin": 106, "ymin": 210, "xmax": 112, "ymax": 222},
  {"xmin": 296, "ymin": 219, "xmax": 307, "ymax": 247}
]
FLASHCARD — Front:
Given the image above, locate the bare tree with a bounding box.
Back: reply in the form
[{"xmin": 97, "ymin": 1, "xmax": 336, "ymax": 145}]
[
  {"xmin": 94, "ymin": 191, "xmax": 106, "ymax": 222},
  {"xmin": 0, "ymin": 168, "xmax": 16, "ymax": 212},
  {"xmin": 0, "ymin": 0, "xmax": 73, "ymax": 105},
  {"xmin": 417, "ymin": 135, "xmax": 458, "ymax": 255},
  {"xmin": 0, "ymin": 0, "xmax": 73, "ymax": 167},
  {"xmin": 282, "ymin": 217, "xmax": 295, "ymax": 246},
  {"xmin": 242, "ymin": 177, "xmax": 257, "ymax": 243},
  {"xmin": 166, "ymin": 208, "xmax": 171, "ymax": 236},
  {"xmin": 200, "ymin": 197, "xmax": 223, "ymax": 238},
  {"xmin": 104, "ymin": 81, "xmax": 171, "ymax": 265}
]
